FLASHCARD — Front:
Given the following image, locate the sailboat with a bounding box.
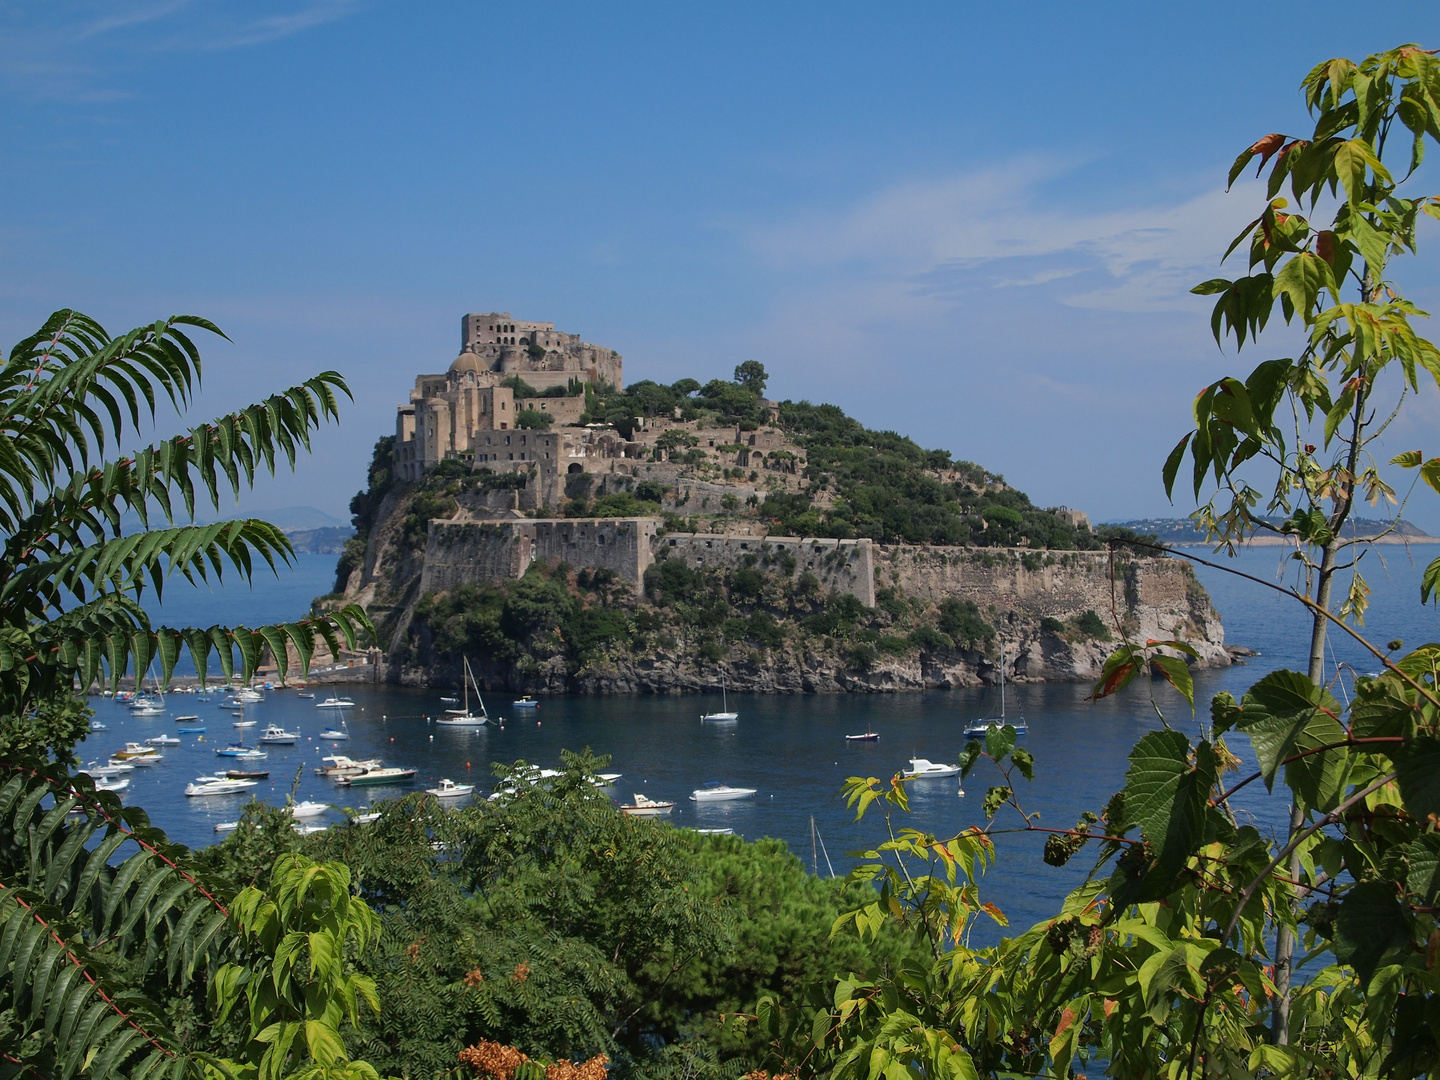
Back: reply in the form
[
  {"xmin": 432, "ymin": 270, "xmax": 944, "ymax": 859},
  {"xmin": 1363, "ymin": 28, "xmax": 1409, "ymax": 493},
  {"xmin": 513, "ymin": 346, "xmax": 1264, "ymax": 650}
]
[
  {"xmin": 700, "ymin": 672, "xmax": 738, "ymax": 723},
  {"xmin": 435, "ymin": 658, "xmax": 490, "ymax": 727},
  {"xmin": 964, "ymin": 646, "xmax": 1028, "ymax": 737}
]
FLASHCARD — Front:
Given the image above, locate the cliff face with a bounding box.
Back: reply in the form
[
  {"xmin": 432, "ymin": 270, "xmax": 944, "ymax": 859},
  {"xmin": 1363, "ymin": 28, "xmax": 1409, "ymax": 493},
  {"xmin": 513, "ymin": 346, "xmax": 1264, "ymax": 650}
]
[{"xmin": 328, "ymin": 487, "xmax": 1230, "ymax": 694}]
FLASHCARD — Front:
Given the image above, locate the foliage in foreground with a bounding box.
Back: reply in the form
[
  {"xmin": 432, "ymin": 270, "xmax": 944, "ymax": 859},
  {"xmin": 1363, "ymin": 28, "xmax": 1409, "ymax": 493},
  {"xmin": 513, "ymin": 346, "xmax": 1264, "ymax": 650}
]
[{"xmin": 749, "ymin": 41, "xmax": 1440, "ymax": 1080}]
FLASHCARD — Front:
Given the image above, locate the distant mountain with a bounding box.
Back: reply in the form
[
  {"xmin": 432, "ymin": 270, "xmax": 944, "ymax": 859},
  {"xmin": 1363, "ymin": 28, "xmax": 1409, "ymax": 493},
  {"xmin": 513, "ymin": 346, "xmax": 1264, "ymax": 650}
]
[
  {"xmin": 1108, "ymin": 517, "xmax": 1436, "ymax": 544},
  {"xmin": 285, "ymin": 526, "xmax": 354, "ymax": 555},
  {"xmin": 117, "ymin": 504, "xmax": 348, "ymax": 535}
]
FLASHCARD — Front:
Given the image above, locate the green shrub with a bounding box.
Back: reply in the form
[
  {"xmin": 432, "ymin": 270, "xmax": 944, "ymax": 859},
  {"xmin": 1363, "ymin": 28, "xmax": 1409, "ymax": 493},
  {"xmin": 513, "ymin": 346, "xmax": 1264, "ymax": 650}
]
[
  {"xmin": 847, "ymin": 643, "xmax": 879, "ymax": 671},
  {"xmin": 515, "ymin": 408, "xmax": 553, "ymax": 429},
  {"xmin": 1072, "ymin": 609, "xmax": 1112, "ymax": 640},
  {"xmin": 1041, "ymin": 616, "xmax": 1065, "ymax": 634},
  {"xmin": 907, "ymin": 625, "xmax": 954, "ymax": 652},
  {"xmin": 937, "ymin": 597, "xmax": 994, "ymax": 649}
]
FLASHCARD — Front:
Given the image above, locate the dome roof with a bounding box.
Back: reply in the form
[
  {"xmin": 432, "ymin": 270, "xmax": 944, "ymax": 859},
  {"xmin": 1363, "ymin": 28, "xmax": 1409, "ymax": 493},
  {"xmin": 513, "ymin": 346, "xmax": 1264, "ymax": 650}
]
[{"xmin": 450, "ymin": 351, "xmax": 485, "ymax": 375}]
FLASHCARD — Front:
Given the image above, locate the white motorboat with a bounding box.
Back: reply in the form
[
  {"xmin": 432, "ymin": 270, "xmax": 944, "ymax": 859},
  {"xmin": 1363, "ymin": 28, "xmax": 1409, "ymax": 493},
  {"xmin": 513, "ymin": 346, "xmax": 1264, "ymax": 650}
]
[
  {"xmin": 845, "ymin": 725, "xmax": 879, "ymax": 742},
  {"xmin": 89, "ymin": 720, "xmax": 108, "ymax": 731},
  {"xmin": 318, "ymin": 721, "xmax": 350, "ymax": 740},
  {"xmin": 487, "ymin": 767, "xmax": 563, "ymax": 801},
  {"xmin": 174, "ymin": 715, "xmax": 200, "ymax": 723},
  {"xmin": 316, "ymin": 696, "xmax": 355, "ymax": 709},
  {"xmin": 234, "ymin": 687, "xmax": 263, "ymax": 703},
  {"xmin": 146, "ymin": 735, "xmax": 181, "ymax": 746},
  {"xmin": 214, "ymin": 821, "xmax": 239, "ymax": 833},
  {"xmin": 349, "ymin": 810, "xmax": 381, "ymax": 824},
  {"xmin": 286, "ymin": 800, "xmax": 329, "ymax": 819},
  {"xmin": 425, "ymin": 778, "xmax": 475, "ymax": 799},
  {"xmin": 439, "ymin": 696, "xmax": 458, "ymax": 704},
  {"xmin": 337, "ymin": 766, "xmax": 417, "ymax": 788},
  {"xmin": 902, "ymin": 757, "xmax": 961, "ymax": 779},
  {"xmin": 691, "ymin": 827, "xmax": 735, "ymax": 835},
  {"xmin": 293, "ymin": 823, "xmax": 328, "ymax": 835},
  {"xmin": 435, "ymin": 658, "xmax": 490, "ymax": 727},
  {"xmin": 94, "ymin": 776, "xmax": 129, "ymax": 792},
  {"xmin": 591, "ymin": 772, "xmax": 622, "ymax": 786},
  {"xmin": 316, "ymin": 755, "xmax": 382, "ymax": 778},
  {"xmin": 184, "ymin": 778, "xmax": 258, "ymax": 796},
  {"xmin": 700, "ymin": 672, "xmax": 738, "ymax": 723},
  {"xmin": 620, "ymin": 793, "xmax": 675, "ymax": 816},
  {"xmin": 259, "ymin": 725, "xmax": 299, "ymax": 745},
  {"xmin": 215, "ymin": 744, "xmax": 267, "ymax": 760},
  {"xmin": 113, "ymin": 742, "xmax": 161, "ymax": 761},
  {"xmin": 963, "ymin": 647, "xmax": 1028, "ymax": 737},
  {"xmin": 690, "ymin": 783, "xmax": 756, "ymax": 802},
  {"xmin": 86, "ymin": 760, "xmax": 132, "ymax": 777},
  {"xmin": 234, "ymin": 719, "xmax": 257, "ymax": 728}
]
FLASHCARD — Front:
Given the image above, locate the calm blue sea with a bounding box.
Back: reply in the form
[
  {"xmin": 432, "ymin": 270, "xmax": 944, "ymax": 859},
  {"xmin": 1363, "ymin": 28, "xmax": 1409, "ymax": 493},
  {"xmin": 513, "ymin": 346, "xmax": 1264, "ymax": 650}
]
[{"xmin": 86, "ymin": 543, "xmax": 1440, "ymax": 943}]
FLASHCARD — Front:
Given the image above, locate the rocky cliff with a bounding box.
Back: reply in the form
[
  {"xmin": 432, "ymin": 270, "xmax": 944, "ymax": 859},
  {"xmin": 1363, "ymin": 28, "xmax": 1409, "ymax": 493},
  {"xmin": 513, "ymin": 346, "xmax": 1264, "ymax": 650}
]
[{"xmin": 324, "ymin": 484, "xmax": 1230, "ymax": 695}]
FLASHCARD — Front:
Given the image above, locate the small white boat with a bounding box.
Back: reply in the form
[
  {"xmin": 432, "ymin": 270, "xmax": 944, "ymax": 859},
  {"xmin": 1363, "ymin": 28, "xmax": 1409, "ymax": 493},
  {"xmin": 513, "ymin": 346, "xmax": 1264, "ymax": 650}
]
[
  {"xmin": 184, "ymin": 778, "xmax": 258, "ymax": 796},
  {"xmin": 129, "ymin": 699, "xmax": 165, "ymax": 716},
  {"xmin": 234, "ymin": 719, "xmax": 257, "ymax": 728},
  {"xmin": 691, "ymin": 827, "xmax": 735, "ymax": 835},
  {"xmin": 902, "ymin": 758, "xmax": 961, "ymax": 779},
  {"xmin": 316, "ymin": 696, "xmax": 355, "ymax": 709},
  {"xmin": 286, "ymin": 800, "xmax": 329, "ymax": 819},
  {"xmin": 174, "ymin": 715, "xmax": 200, "ymax": 723},
  {"xmin": 620, "ymin": 793, "xmax": 675, "ymax": 816},
  {"xmin": 293, "ymin": 823, "xmax": 328, "ymax": 835},
  {"xmin": 700, "ymin": 673, "xmax": 738, "ymax": 723},
  {"xmin": 215, "ymin": 744, "xmax": 267, "ymax": 760},
  {"xmin": 349, "ymin": 810, "xmax": 381, "ymax": 825},
  {"xmin": 316, "ymin": 755, "xmax": 382, "ymax": 777},
  {"xmin": 214, "ymin": 821, "xmax": 239, "ymax": 834},
  {"xmin": 439, "ymin": 696, "xmax": 458, "ymax": 704},
  {"xmin": 425, "ymin": 778, "xmax": 475, "ymax": 799},
  {"xmin": 94, "ymin": 776, "xmax": 129, "ymax": 792},
  {"xmin": 690, "ymin": 783, "xmax": 756, "ymax": 802},
  {"xmin": 259, "ymin": 725, "xmax": 299, "ymax": 745},
  {"xmin": 113, "ymin": 742, "xmax": 161, "ymax": 761},
  {"xmin": 235, "ymin": 687, "xmax": 263, "ymax": 703},
  {"xmin": 845, "ymin": 725, "xmax": 879, "ymax": 742},
  {"xmin": 89, "ymin": 720, "xmax": 108, "ymax": 731},
  {"xmin": 146, "ymin": 735, "xmax": 181, "ymax": 746},
  {"xmin": 86, "ymin": 760, "xmax": 133, "ymax": 777},
  {"xmin": 591, "ymin": 772, "xmax": 622, "ymax": 787},
  {"xmin": 512, "ymin": 695, "xmax": 539, "ymax": 709},
  {"xmin": 435, "ymin": 658, "xmax": 490, "ymax": 727}
]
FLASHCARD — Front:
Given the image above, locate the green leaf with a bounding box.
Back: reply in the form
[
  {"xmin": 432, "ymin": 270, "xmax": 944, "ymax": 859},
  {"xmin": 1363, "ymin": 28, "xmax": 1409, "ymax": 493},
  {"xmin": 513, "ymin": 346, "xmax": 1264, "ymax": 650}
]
[
  {"xmin": 1391, "ymin": 449, "xmax": 1424, "ymax": 468},
  {"xmin": 1333, "ymin": 880, "xmax": 1409, "ymax": 988},
  {"xmin": 1424, "ymin": 556, "xmax": 1440, "ymax": 605},
  {"xmin": 1124, "ymin": 731, "xmax": 1218, "ymax": 877},
  {"xmin": 1395, "ymin": 737, "xmax": 1440, "ymax": 820},
  {"xmin": 1236, "ymin": 670, "xmax": 1348, "ymax": 808},
  {"xmin": 1149, "ymin": 654, "xmax": 1195, "ymax": 711}
]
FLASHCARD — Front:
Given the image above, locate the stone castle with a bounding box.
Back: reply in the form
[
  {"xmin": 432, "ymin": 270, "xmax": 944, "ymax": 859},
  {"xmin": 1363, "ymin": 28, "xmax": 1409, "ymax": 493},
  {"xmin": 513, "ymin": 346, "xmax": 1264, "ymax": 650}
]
[{"xmin": 393, "ymin": 312, "xmax": 624, "ymax": 483}]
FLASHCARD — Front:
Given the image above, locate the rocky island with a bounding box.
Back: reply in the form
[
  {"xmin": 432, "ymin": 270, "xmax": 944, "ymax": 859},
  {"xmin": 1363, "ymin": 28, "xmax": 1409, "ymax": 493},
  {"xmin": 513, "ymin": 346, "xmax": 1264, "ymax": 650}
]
[{"xmin": 318, "ymin": 311, "xmax": 1231, "ymax": 694}]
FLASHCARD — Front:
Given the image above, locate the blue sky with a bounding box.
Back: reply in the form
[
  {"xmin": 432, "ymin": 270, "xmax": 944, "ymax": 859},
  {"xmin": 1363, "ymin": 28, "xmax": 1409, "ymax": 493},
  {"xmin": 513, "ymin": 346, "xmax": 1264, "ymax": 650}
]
[{"xmin": 4, "ymin": 2, "xmax": 1440, "ymax": 530}]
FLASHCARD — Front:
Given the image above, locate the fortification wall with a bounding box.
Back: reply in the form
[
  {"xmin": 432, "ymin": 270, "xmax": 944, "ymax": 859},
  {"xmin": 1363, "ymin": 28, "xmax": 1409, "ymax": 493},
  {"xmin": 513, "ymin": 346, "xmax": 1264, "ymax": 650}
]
[
  {"xmin": 656, "ymin": 534, "xmax": 875, "ymax": 605},
  {"xmin": 419, "ymin": 517, "xmax": 658, "ymax": 594},
  {"xmin": 876, "ymin": 544, "xmax": 1227, "ymax": 665}
]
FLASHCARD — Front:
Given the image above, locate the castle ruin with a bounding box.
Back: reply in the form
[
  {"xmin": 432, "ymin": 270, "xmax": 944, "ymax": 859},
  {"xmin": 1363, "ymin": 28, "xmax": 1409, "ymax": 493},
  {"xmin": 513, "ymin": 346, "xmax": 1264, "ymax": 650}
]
[{"xmin": 394, "ymin": 312, "xmax": 623, "ymax": 482}]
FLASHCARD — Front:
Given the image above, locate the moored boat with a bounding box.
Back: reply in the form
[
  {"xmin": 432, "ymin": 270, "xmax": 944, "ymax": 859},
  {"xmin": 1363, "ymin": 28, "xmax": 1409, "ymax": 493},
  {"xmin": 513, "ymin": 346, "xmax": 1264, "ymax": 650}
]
[
  {"xmin": 425, "ymin": 778, "xmax": 475, "ymax": 799},
  {"xmin": 259, "ymin": 725, "xmax": 299, "ymax": 745},
  {"xmin": 690, "ymin": 783, "xmax": 756, "ymax": 802},
  {"xmin": 700, "ymin": 673, "xmax": 738, "ymax": 722},
  {"xmin": 901, "ymin": 757, "xmax": 960, "ymax": 779},
  {"xmin": 224, "ymin": 769, "xmax": 269, "ymax": 780},
  {"xmin": 337, "ymin": 766, "xmax": 417, "ymax": 787},
  {"xmin": 286, "ymin": 800, "xmax": 329, "ymax": 818},
  {"xmin": 620, "ymin": 793, "xmax": 675, "ymax": 816},
  {"xmin": 436, "ymin": 658, "xmax": 492, "ymax": 727},
  {"xmin": 512, "ymin": 695, "xmax": 539, "ymax": 709},
  {"xmin": 184, "ymin": 777, "xmax": 258, "ymax": 796},
  {"xmin": 113, "ymin": 742, "xmax": 161, "ymax": 761},
  {"xmin": 315, "ymin": 755, "xmax": 382, "ymax": 778},
  {"xmin": 316, "ymin": 696, "xmax": 355, "ymax": 709}
]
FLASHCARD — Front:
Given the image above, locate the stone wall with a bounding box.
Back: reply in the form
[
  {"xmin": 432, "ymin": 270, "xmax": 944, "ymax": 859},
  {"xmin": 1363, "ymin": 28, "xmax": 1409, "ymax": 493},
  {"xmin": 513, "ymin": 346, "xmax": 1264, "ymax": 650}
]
[
  {"xmin": 657, "ymin": 534, "xmax": 875, "ymax": 606},
  {"xmin": 876, "ymin": 544, "xmax": 1228, "ymax": 668},
  {"xmin": 420, "ymin": 517, "xmax": 659, "ymax": 592}
]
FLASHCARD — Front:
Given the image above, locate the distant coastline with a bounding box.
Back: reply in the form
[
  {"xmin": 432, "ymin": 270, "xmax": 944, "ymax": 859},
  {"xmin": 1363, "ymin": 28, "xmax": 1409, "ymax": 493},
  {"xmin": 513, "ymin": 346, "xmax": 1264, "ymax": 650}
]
[{"xmin": 1109, "ymin": 517, "xmax": 1440, "ymax": 547}]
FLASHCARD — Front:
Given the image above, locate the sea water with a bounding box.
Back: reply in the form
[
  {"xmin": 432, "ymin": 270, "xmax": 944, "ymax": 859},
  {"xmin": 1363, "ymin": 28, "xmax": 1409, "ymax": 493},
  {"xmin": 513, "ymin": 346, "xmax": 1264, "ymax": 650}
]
[{"xmin": 85, "ymin": 544, "xmax": 1440, "ymax": 942}]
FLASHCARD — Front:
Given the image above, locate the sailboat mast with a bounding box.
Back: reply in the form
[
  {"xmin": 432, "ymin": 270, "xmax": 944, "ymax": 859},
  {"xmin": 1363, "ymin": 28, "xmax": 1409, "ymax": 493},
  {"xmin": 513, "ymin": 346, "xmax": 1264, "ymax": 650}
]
[{"xmin": 999, "ymin": 646, "xmax": 1005, "ymax": 720}]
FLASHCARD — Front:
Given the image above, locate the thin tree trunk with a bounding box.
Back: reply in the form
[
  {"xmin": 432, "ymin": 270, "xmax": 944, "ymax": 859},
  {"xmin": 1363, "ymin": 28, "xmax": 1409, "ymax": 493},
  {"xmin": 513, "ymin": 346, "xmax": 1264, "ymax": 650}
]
[{"xmin": 1271, "ymin": 535, "xmax": 1340, "ymax": 1044}]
